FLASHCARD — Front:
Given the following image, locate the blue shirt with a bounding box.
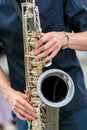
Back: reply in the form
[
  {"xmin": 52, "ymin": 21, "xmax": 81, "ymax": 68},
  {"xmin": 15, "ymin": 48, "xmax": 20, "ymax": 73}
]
[{"xmin": 0, "ymin": 0, "xmax": 87, "ymax": 114}]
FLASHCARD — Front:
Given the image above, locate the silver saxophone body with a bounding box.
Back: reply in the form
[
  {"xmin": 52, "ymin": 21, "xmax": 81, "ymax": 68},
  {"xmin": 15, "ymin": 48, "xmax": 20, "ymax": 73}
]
[{"xmin": 21, "ymin": 0, "xmax": 75, "ymax": 130}]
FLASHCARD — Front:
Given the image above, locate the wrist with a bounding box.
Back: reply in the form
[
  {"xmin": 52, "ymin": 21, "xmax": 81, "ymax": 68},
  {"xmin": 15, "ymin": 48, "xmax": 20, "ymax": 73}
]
[
  {"xmin": 2, "ymin": 86, "xmax": 14, "ymax": 100},
  {"xmin": 62, "ymin": 32, "xmax": 69, "ymax": 49}
]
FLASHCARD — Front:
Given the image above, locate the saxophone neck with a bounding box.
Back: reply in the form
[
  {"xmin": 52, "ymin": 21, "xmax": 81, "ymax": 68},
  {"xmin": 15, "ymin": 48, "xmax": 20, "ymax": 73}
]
[
  {"xmin": 26, "ymin": 0, "xmax": 35, "ymax": 3},
  {"xmin": 23, "ymin": 0, "xmax": 41, "ymax": 33},
  {"xmin": 25, "ymin": 0, "xmax": 36, "ymax": 10}
]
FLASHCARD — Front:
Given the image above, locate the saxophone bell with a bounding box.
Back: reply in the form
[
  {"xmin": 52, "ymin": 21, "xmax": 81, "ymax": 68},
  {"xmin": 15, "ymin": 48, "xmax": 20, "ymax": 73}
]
[{"xmin": 37, "ymin": 69, "xmax": 74, "ymax": 108}]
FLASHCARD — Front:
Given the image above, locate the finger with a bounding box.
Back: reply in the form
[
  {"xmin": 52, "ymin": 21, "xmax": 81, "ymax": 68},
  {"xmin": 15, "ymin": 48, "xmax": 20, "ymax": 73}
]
[
  {"xmin": 35, "ymin": 41, "xmax": 58, "ymax": 60},
  {"xmin": 35, "ymin": 33, "xmax": 51, "ymax": 49},
  {"xmin": 45, "ymin": 47, "xmax": 60, "ymax": 62},
  {"xmin": 12, "ymin": 102, "xmax": 37, "ymax": 119},
  {"xmin": 13, "ymin": 106, "xmax": 36, "ymax": 121},
  {"xmin": 14, "ymin": 111, "xmax": 28, "ymax": 121},
  {"xmin": 43, "ymin": 38, "xmax": 58, "ymax": 50},
  {"xmin": 18, "ymin": 100, "xmax": 37, "ymax": 119},
  {"xmin": 17, "ymin": 91, "xmax": 27, "ymax": 100},
  {"xmin": 35, "ymin": 51, "xmax": 47, "ymax": 60},
  {"xmin": 11, "ymin": 97, "xmax": 37, "ymax": 118},
  {"xmin": 35, "ymin": 45, "xmax": 44, "ymax": 55},
  {"xmin": 35, "ymin": 41, "xmax": 52, "ymax": 55},
  {"xmin": 20, "ymin": 105, "xmax": 37, "ymax": 119},
  {"xmin": 18, "ymin": 99, "xmax": 34, "ymax": 112},
  {"xmin": 41, "ymin": 33, "xmax": 45, "ymax": 36},
  {"xmin": 35, "ymin": 37, "xmax": 59, "ymax": 56},
  {"xmin": 44, "ymin": 41, "xmax": 59, "ymax": 55}
]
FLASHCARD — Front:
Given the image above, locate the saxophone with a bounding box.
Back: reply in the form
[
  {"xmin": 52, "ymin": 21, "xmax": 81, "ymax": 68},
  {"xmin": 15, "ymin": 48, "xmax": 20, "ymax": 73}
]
[{"xmin": 21, "ymin": 0, "xmax": 75, "ymax": 130}]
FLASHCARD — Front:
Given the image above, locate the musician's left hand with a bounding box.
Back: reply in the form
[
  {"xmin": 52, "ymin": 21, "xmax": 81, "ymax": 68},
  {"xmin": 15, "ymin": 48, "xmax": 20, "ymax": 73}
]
[{"xmin": 35, "ymin": 32, "xmax": 68, "ymax": 62}]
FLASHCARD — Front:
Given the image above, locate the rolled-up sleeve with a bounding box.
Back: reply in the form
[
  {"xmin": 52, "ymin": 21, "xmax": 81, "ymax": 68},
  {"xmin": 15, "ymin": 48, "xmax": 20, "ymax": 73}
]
[{"xmin": 65, "ymin": 0, "xmax": 87, "ymax": 32}]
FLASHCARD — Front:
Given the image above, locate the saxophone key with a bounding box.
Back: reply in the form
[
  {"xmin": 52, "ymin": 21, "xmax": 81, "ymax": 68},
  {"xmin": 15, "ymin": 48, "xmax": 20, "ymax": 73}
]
[
  {"xmin": 29, "ymin": 51, "xmax": 35, "ymax": 56},
  {"xmin": 25, "ymin": 12, "xmax": 33, "ymax": 19},
  {"xmin": 26, "ymin": 3, "xmax": 33, "ymax": 9},
  {"xmin": 31, "ymin": 59, "xmax": 40, "ymax": 66},
  {"xmin": 29, "ymin": 38, "xmax": 38, "ymax": 47},
  {"xmin": 31, "ymin": 99, "xmax": 42, "ymax": 107},
  {"xmin": 30, "ymin": 88, "xmax": 38, "ymax": 97}
]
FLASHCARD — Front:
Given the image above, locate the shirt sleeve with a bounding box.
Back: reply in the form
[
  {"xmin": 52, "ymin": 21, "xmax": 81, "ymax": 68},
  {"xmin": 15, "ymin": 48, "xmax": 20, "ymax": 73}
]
[{"xmin": 64, "ymin": 0, "xmax": 87, "ymax": 32}]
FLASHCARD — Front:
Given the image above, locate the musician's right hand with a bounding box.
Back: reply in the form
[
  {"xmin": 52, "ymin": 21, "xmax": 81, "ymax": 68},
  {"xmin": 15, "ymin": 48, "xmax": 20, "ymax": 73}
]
[{"xmin": 6, "ymin": 88, "xmax": 37, "ymax": 121}]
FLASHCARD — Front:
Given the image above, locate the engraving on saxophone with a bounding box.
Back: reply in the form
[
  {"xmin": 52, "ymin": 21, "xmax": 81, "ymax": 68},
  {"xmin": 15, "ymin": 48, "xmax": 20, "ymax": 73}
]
[{"xmin": 21, "ymin": 0, "xmax": 74, "ymax": 130}]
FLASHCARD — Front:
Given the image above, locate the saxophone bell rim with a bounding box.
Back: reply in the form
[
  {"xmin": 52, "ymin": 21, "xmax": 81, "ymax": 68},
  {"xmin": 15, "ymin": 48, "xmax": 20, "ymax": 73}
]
[{"xmin": 37, "ymin": 69, "xmax": 75, "ymax": 108}]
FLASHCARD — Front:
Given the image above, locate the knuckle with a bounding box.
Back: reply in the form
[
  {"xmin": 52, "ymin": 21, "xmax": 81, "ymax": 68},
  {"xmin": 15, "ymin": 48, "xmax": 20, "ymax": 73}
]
[
  {"xmin": 14, "ymin": 100, "xmax": 18, "ymax": 106},
  {"xmin": 56, "ymin": 43, "xmax": 59, "ymax": 48},
  {"xmin": 17, "ymin": 114, "xmax": 26, "ymax": 121},
  {"xmin": 12, "ymin": 105, "xmax": 16, "ymax": 111},
  {"xmin": 53, "ymin": 37, "xmax": 57, "ymax": 42},
  {"xmin": 44, "ymin": 44, "xmax": 47, "ymax": 50},
  {"xmin": 23, "ymin": 106, "xmax": 26, "ymax": 112},
  {"xmin": 39, "ymin": 38, "xmax": 44, "ymax": 44},
  {"xmin": 23, "ymin": 101, "xmax": 26, "ymax": 107}
]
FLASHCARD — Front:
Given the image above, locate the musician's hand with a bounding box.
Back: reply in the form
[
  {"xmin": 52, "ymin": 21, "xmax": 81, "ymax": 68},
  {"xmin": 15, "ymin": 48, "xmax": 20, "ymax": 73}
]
[
  {"xmin": 35, "ymin": 32, "xmax": 68, "ymax": 62},
  {"xmin": 6, "ymin": 88, "xmax": 37, "ymax": 121}
]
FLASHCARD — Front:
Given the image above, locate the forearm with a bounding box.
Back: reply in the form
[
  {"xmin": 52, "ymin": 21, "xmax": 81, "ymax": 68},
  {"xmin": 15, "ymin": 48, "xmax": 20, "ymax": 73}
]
[
  {"xmin": 0, "ymin": 66, "xmax": 36, "ymax": 121},
  {"xmin": 66, "ymin": 31, "xmax": 87, "ymax": 51},
  {"xmin": 0, "ymin": 66, "xmax": 14, "ymax": 99}
]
